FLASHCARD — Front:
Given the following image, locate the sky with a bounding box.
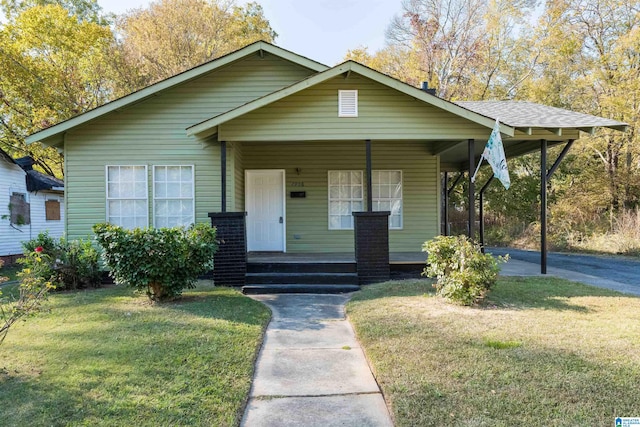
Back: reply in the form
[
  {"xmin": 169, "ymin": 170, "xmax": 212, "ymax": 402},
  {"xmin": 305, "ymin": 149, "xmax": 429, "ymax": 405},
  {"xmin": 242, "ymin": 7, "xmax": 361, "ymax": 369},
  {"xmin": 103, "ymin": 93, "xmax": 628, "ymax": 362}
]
[{"xmin": 99, "ymin": 0, "xmax": 404, "ymax": 65}]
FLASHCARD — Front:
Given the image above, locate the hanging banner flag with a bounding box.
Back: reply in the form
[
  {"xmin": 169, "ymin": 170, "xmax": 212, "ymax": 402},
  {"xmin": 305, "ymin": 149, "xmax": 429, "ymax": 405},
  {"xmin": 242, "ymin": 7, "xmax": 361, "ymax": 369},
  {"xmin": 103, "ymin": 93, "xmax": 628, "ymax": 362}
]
[{"xmin": 471, "ymin": 119, "xmax": 511, "ymax": 190}]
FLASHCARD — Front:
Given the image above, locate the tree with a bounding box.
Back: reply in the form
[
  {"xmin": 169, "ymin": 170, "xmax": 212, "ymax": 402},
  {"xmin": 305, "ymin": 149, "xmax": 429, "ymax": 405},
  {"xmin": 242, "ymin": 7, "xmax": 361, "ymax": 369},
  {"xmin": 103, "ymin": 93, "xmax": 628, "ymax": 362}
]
[
  {"xmin": 115, "ymin": 0, "xmax": 277, "ymax": 85},
  {"xmin": 0, "ymin": 4, "xmax": 117, "ymax": 176},
  {"xmin": 1, "ymin": 0, "xmax": 109, "ymax": 23},
  {"xmin": 351, "ymin": 0, "xmax": 536, "ymax": 100},
  {"xmin": 521, "ymin": 0, "xmax": 640, "ymax": 218}
]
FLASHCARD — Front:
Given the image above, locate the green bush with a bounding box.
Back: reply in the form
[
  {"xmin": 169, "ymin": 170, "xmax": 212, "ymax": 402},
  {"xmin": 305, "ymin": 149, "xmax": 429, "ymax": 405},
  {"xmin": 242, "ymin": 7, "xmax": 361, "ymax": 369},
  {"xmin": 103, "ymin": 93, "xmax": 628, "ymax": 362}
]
[
  {"xmin": 93, "ymin": 223, "xmax": 217, "ymax": 302},
  {"xmin": 56, "ymin": 238, "xmax": 102, "ymax": 290},
  {"xmin": 19, "ymin": 232, "xmax": 101, "ymax": 291},
  {"xmin": 422, "ymin": 235, "xmax": 506, "ymax": 305}
]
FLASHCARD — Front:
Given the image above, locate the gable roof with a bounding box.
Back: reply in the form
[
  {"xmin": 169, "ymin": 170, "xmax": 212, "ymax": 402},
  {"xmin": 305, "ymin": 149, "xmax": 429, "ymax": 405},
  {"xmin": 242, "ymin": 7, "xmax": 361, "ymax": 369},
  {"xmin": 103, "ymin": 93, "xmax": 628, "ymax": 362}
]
[
  {"xmin": 26, "ymin": 41, "xmax": 329, "ymax": 146},
  {"xmin": 186, "ymin": 61, "xmax": 516, "ymax": 139}
]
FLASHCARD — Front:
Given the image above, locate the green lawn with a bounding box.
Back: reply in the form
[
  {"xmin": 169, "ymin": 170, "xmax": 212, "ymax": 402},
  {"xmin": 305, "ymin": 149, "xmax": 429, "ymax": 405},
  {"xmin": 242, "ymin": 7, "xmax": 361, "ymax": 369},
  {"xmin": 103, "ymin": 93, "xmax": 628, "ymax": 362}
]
[
  {"xmin": 0, "ymin": 264, "xmax": 21, "ymax": 282},
  {"xmin": 0, "ymin": 282, "xmax": 270, "ymax": 426},
  {"xmin": 347, "ymin": 277, "xmax": 640, "ymax": 427}
]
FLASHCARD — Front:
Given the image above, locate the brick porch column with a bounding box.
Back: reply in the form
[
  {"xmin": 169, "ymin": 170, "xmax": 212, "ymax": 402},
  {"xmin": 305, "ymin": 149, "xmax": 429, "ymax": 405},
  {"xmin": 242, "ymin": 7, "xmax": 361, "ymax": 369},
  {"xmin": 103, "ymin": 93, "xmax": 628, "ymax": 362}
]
[
  {"xmin": 353, "ymin": 211, "xmax": 390, "ymax": 285},
  {"xmin": 208, "ymin": 212, "xmax": 247, "ymax": 287}
]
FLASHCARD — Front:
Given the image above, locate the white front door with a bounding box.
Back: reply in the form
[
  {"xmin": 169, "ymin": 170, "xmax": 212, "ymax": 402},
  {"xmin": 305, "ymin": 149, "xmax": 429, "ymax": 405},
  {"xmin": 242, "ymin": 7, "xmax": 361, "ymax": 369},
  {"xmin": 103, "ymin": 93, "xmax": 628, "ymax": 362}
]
[{"xmin": 246, "ymin": 170, "xmax": 285, "ymax": 252}]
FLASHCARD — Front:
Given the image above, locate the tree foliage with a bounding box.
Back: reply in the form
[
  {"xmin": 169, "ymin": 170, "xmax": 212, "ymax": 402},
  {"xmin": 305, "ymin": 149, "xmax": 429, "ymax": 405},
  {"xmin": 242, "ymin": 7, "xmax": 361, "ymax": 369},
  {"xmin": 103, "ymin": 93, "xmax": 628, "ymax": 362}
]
[
  {"xmin": 115, "ymin": 0, "xmax": 276, "ymax": 85},
  {"xmin": 0, "ymin": 4, "xmax": 116, "ymax": 176}
]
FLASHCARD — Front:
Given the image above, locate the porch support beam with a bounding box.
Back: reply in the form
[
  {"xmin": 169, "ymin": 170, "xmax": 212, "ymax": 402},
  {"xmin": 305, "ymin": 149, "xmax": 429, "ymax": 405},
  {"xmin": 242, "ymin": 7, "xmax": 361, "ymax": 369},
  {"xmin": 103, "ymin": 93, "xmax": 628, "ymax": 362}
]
[
  {"xmin": 479, "ymin": 174, "xmax": 495, "ymax": 252},
  {"xmin": 366, "ymin": 139, "xmax": 373, "ymax": 212},
  {"xmin": 540, "ymin": 139, "xmax": 574, "ymax": 274},
  {"xmin": 541, "ymin": 139, "xmax": 548, "ymax": 274},
  {"xmin": 547, "ymin": 139, "xmax": 575, "ymax": 180},
  {"xmin": 443, "ymin": 172, "xmax": 448, "ymax": 236},
  {"xmin": 468, "ymin": 139, "xmax": 476, "ymax": 239},
  {"xmin": 443, "ymin": 172, "xmax": 463, "ymax": 236},
  {"xmin": 221, "ymin": 140, "xmax": 227, "ymax": 212}
]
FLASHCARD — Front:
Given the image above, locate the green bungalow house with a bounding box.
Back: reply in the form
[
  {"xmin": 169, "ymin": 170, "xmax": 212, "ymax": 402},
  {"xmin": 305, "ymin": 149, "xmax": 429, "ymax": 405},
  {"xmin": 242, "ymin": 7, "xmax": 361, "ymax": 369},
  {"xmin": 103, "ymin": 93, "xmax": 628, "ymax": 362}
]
[{"xmin": 26, "ymin": 41, "xmax": 626, "ymax": 289}]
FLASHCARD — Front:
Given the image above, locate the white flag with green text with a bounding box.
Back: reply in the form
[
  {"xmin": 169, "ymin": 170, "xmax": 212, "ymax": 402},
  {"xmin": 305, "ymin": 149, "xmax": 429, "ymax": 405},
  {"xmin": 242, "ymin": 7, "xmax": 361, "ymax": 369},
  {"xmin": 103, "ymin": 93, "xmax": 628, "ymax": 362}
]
[{"xmin": 480, "ymin": 119, "xmax": 510, "ymax": 189}]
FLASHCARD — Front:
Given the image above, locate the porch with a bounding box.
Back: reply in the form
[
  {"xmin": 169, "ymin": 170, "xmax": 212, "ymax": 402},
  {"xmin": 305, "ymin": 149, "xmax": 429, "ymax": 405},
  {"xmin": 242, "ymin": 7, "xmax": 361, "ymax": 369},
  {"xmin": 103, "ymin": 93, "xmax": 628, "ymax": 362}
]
[{"xmin": 242, "ymin": 251, "xmax": 426, "ymax": 294}]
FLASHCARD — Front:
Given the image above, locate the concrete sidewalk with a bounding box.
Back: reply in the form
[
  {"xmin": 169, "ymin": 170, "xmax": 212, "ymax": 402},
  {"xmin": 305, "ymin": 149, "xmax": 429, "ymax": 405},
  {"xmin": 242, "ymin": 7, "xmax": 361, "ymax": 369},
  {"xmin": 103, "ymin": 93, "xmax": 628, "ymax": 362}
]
[
  {"xmin": 241, "ymin": 294, "xmax": 393, "ymax": 427},
  {"xmin": 500, "ymin": 258, "xmax": 640, "ymax": 296}
]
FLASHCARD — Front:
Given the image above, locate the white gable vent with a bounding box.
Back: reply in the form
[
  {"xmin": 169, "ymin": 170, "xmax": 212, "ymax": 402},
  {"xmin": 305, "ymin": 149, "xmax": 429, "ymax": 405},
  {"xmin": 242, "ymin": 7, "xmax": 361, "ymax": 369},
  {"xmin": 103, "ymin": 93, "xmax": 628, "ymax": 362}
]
[{"xmin": 338, "ymin": 90, "xmax": 358, "ymax": 117}]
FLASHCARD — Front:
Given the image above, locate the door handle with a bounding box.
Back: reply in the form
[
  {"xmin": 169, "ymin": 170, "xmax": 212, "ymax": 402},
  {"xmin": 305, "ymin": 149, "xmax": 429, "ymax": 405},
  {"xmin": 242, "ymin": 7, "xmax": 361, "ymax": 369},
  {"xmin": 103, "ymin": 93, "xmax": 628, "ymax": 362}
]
[{"xmin": 279, "ymin": 216, "xmax": 283, "ymax": 223}]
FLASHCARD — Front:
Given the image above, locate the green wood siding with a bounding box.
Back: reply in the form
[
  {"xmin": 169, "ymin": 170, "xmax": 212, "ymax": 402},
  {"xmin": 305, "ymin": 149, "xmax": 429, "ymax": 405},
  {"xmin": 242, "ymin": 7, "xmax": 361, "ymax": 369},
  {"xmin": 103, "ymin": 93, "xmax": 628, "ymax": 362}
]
[
  {"xmin": 220, "ymin": 74, "xmax": 491, "ymax": 141},
  {"xmin": 63, "ymin": 53, "xmax": 315, "ymax": 239},
  {"xmin": 242, "ymin": 141, "xmax": 439, "ymax": 253}
]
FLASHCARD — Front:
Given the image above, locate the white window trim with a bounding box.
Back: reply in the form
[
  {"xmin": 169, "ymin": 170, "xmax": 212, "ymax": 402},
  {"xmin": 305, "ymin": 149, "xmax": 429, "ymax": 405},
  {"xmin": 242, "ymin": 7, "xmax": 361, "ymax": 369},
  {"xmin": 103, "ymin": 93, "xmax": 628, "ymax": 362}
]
[
  {"xmin": 105, "ymin": 165, "xmax": 149, "ymax": 228},
  {"xmin": 372, "ymin": 170, "xmax": 404, "ymax": 230},
  {"xmin": 338, "ymin": 90, "xmax": 358, "ymax": 117},
  {"xmin": 152, "ymin": 165, "xmax": 195, "ymax": 228},
  {"xmin": 328, "ymin": 170, "xmax": 363, "ymax": 230}
]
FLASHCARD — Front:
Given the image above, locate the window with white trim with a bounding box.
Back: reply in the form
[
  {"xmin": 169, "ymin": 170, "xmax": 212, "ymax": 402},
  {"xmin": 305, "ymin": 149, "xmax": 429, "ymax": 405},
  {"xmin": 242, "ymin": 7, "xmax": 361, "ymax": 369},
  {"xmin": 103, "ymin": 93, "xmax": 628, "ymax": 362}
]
[
  {"xmin": 106, "ymin": 165, "xmax": 148, "ymax": 229},
  {"xmin": 338, "ymin": 90, "xmax": 358, "ymax": 117},
  {"xmin": 372, "ymin": 170, "xmax": 403, "ymax": 229},
  {"xmin": 328, "ymin": 171, "xmax": 363, "ymax": 229},
  {"xmin": 153, "ymin": 165, "xmax": 194, "ymax": 228}
]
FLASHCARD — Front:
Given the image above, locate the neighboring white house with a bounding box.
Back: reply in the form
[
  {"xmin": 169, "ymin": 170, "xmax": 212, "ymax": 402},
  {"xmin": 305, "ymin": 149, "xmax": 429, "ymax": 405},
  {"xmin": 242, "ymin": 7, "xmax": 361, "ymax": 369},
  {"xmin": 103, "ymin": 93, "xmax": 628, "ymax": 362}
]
[{"xmin": 0, "ymin": 148, "xmax": 64, "ymax": 264}]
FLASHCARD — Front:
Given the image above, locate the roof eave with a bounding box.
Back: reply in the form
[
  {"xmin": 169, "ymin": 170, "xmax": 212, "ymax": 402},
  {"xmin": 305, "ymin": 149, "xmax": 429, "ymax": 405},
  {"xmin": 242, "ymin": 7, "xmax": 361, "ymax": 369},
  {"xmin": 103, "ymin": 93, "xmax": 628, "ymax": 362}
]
[
  {"xmin": 187, "ymin": 61, "xmax": 516, "ymax": 138},
  {"xmin": 26, "ymin": 41, "xmax": 329, "ymax": 147}
]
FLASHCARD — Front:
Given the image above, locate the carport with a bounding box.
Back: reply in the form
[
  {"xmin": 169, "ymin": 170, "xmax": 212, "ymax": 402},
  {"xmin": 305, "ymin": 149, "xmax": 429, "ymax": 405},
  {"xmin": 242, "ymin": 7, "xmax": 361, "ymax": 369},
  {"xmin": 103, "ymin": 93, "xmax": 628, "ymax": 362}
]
[{"xmin": 440, "ymin": 100, "xmax": 628, "ymax": 274}]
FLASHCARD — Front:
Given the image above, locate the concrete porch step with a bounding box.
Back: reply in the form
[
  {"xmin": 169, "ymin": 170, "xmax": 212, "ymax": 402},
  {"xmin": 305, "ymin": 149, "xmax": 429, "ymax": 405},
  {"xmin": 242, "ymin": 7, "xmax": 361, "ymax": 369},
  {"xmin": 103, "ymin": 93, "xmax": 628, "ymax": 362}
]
[
  {"xmin": 242, "ymin": 284, "xmax": 360, "ymax": 295},
  {"xmin": 245, "ymin": 272, "xmax": 358, "ymax": 285}
]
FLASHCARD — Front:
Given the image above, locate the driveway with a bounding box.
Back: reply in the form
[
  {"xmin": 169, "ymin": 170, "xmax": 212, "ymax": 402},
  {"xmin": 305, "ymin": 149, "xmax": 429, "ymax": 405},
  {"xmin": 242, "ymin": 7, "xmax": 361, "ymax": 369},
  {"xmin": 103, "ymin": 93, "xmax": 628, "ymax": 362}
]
[{"xmin": 489, "ymin": 247, "xmax": 640, "ymax": 289}]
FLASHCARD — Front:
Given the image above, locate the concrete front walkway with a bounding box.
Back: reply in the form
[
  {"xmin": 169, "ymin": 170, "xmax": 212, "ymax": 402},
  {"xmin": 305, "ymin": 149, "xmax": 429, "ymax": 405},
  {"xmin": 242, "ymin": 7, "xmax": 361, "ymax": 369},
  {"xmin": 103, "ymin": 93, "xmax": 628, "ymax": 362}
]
[{"xmin": 241, "ymin": 294, "xmax": 393, "ymax": 427}]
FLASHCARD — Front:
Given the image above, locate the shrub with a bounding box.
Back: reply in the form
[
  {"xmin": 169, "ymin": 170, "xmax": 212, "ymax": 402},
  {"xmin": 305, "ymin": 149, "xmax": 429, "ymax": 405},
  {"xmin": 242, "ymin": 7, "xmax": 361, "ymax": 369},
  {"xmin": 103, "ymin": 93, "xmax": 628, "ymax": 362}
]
[
  {"xmin": 56, "ymin": 238, "xmax": 102, "ymax": 290},
  {"xmin": 93, "ymin": 223, "xmax": 217, "ymax": 302},
  {"xmin": 19, "ymin": 233, "xmax": 102, "ymax": 291},
  {"xmin": 422, "ymin": 235, "xmax": 506, "ymax": 305},
  {"xmin": 1, "ymin": 248, "xmax": 55, "ymax": 344}
]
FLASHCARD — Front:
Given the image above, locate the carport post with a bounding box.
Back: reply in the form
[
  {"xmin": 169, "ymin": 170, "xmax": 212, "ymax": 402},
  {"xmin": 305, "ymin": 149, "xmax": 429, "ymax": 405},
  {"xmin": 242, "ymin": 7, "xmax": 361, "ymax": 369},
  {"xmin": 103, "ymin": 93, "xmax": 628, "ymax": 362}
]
[
  {"xmin": 479, "ymin": 174, "xmax": 495, "ymax": 252},
  {"xmin": 541, "ymin": 139, "xmax": 547, "ymax": 274},
  {"xmin": 468, "ymin": 139, "xmax": 475, "ymax": 239},
  {"xmin": 541, "ymin": 139, "xmax": 575, "ymax": 274}
]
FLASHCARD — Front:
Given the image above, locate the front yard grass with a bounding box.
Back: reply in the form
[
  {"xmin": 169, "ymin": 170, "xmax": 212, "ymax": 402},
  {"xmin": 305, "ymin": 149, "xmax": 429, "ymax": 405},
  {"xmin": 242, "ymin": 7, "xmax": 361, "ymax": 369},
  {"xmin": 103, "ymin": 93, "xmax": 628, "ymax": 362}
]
[
  {"xmin": 347, "ymin": 277, "xmax": 640, "ymax": 426},
  {"xmin": 0, "ymin": 281, "xmax": 270, "ymax": 426}
]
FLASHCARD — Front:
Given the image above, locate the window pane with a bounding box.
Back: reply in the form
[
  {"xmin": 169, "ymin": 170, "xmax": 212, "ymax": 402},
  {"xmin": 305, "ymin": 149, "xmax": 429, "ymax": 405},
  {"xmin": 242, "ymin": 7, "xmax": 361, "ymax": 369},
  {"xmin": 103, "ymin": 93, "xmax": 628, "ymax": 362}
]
[
  {"xmin": 181, "ymin": 167, "xmax": 191, "ymax": 181},
  {"xmin": 390, "ymin": 215, "xmax": 401, "ymax": 229},
  {"xmin": 108, "ymin": 166, "xmax": 119, "ymax": 182},
  {"xmin": 392, "ymin": 183, "xmax": 402, "ymax": 198},
  {"xmin": 135, "ymin": 182, "xmax": 147, "ymax": 198},
  {"xmin": 329, "ymin": 215, "xmax": 340, "ymax": 229},
  {"xmin": 339, "ymin": 171, "xmax": 349, "ymax": 183},
  {"xmin": 135, "ymin": 166, "xmax": 147, "ymax": 182},
  {"xmin": 351, "ymin": 171, "xmax": 362, "ymax": 184},
  {"xmin": 108, "ymin": 183, "xmax": 119, "ymax": 198},
  {"xmin": 329, "ymin": 186, "xmax": 339, "ymax": 199},
  {"xmin": 340, "ymin": 216, "xmax": 351, "ymax": 229},
  {"xmin": 155, "ymin": 166, "xmax": 166, "ymax": 182},
  {"xmin": 372, "ymin": 170, "xmax": 402, "ymax": 230},
  {"xmin": 329, "ymin": 172, "xmax": 339, "ymax": 185},
  {"xmin": 155, "ymin": 182, "xmax": 166, "ymax": 198},
  {"xmin": 352, "ymin": 201, "xmax": 363, "ymax": 212},
  {"xmin": 167, "ymin": 167, "xmax": 180, "ymax": 182},
  {"xmin": 352, "ymin": 186, "xmax": 362, "ymax": 199},
  {"xmin": 390, "ymin": 171, "xmax": 401, "ymax": 184},
  {"xmin": 167, "ymin": 183, "xmax": 181, "ymax": 198},
  {"xmin": 179, "ymin": 183, "xmax": 190, "ymax": 197}
]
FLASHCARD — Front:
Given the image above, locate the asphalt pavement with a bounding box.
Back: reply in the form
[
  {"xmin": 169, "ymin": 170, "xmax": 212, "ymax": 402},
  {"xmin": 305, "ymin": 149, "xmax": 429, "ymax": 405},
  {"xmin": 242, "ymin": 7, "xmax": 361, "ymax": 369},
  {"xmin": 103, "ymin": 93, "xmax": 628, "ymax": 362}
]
[{"xmin": 489, "ymin": 247, "xmax": 640, "ymax": 291}]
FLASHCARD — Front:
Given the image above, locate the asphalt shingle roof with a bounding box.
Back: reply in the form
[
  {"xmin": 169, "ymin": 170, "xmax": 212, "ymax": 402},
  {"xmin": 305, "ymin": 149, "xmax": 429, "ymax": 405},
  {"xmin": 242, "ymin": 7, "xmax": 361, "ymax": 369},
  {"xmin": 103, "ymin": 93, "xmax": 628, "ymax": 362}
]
[{"xmin": 455, "ymin": 100, "xmax": 626, "ymax": 129}]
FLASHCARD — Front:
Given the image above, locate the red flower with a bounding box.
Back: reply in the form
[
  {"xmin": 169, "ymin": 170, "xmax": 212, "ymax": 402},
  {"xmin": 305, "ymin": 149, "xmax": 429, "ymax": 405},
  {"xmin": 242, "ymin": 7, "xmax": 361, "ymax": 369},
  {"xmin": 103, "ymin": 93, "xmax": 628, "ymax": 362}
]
[{"xmin": 35, "ymin": 246, "xmax": 43, "ymax": 253}]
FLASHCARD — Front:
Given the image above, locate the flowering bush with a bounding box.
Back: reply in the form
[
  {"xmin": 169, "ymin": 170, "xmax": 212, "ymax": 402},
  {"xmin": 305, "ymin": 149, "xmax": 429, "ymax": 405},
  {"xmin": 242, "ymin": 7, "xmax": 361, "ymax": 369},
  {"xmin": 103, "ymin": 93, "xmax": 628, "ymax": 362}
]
[
  {"xmin": 93, "ymin": 223, "xmax": 217, "ymax": 302},
  {"xmin": 422, "ymin": 235, "xmax": 507, "ymax": 305},
  {"xmin": 19, "ymin": 232, "xmax": 101, "ymax": 290},
  {"xmin": 1, "ymin": 249, "xmax": 55, "ymax": 344}
]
